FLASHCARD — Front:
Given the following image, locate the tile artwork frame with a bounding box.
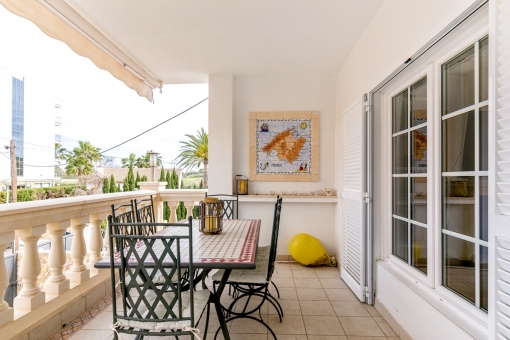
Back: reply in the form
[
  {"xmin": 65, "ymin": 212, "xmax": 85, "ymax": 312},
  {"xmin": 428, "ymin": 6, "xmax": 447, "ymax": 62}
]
[{"xmin": 249, "ymin": 111, "xmax": 319, "ymax": 182}]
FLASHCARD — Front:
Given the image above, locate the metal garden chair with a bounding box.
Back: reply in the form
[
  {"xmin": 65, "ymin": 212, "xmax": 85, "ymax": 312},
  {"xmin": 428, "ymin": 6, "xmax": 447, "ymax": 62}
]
[
  {"xmin": 205, "ymin": 193, "xmax": 238, "ymax": 219},
  {"xmin": 108, "ymin": 216, "xmax": 210, "ymax": 339},
  {"xmin": 110, "ymin": 201, "xmax": 137, "ymax": 252},
  {"xmin": 211, "ymin": 197, "xmax": 283, "ymax": 339},
  {"xmin": 133, "ymin": 195, "xmax": 157, "ymax": 235}
]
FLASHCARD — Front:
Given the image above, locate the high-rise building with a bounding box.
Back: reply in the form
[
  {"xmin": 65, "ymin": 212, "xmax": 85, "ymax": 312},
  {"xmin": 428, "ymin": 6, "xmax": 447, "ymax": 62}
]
[{"xmin": 0, "ymin": 67, "xmax": 62, "ymax": 190}]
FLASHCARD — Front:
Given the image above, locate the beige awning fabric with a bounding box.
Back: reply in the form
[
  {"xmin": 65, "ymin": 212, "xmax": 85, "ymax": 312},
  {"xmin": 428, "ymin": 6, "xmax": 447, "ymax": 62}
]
[{"xmin": 0, "ymin": 0, "xmax": 157, "ymax": 102}]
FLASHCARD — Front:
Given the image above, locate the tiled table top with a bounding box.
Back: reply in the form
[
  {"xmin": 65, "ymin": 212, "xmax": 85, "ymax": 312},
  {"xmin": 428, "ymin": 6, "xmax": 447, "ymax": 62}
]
[{"xmin": 95, "ymin": 219, "xmax": 260, "ymax": 270}]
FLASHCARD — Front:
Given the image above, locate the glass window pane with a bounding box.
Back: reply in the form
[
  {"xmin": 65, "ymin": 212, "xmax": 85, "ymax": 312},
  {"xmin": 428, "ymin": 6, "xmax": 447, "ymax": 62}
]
[
  {"xmin": 479, "ymin": 37, "xmax": 489, "ymax": 102},
  {"xmin": 480, "ymin": 245, "xmax": 488, "ymax": 311},
  {"xmin": 480, "ymin": 106, "xmax": 488, "ymax": 171},
  {"xmin": 411, "ymin": 177, "xmax": 427, "ymax": 224},
  {"xmin": 411, "ymin": 127, "xmax": 427, "ymax": 173},
  {"xmin": 480, "ymin": 176, "xmax": 488, "ymax": 242},
  {"xmin": 443, "ymin": 176, "xmax": 475, "ymax": 237},
  {"xmin": 442, "ymin": 111, "xmax": 475, "ymax": 172},
  {"xmin": 442, "ymin": 46, "xmax": 475, "ymax": 115},
  {"xmin": 443, "ymin": 234, "xmax": 475, "ymax": 303},
  {"xmin": 411, "ymin": 224, "xmax": 427, "ymax": 274},
  {"xmin": 393, "ymin": 177, "xmax": 408, "ymax": 218},
  {"xmin": 411, "ymin": 77, "xmax": 427, "ymax": 126},
  {"xmin": 393, "ymin": 89, "xmax": 408, "ymax": 133},
  {"xmin": 393, "ymin": 133, "xmax": 408, "ymax": 174},
  {"xmin": 393, "ymin": 218, "xmax": 408, "ymax": 262}
]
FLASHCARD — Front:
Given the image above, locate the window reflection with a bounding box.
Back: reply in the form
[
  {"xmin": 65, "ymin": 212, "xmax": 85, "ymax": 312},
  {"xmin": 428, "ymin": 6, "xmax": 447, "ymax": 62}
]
[
  {"xmin": 443, "ymin": 234, "xmax": 475, "ymax": 304},
  {"xmin": 442, "ymin": 46, "xmax": 475, "ymax": 115},
  {"xmin": 442, "ymin": 176, "xmax": 475, "ymax": 237},
  {"xmin": 442, "ymin": 111, "xmax": 475, "ymax": 172},
  {"xmin": 411, "ymin": 127, "xmax": 427, "ymax": 173},
  {"xmin": 480, "ymin": 246, "xmax": 488, "ymax": 311},
  {"xmin": 479, "ymin": 37, "xmax": 489, "ymax": 102},
  {"xmin": 412, "ymin": 224, "xmax": 427, "ymax": 274},
  {"xmin": 393, "ymin": 133, "xmax": 408, "ymax": 174},
  {"xmin": 393, "ymin": 177, "xmax": 408, "ymax": 218},
  {"xmin": 411, "ymin": 78, "xmax": 427, "ymax": 127},
  {"xmin": 393, "ymin": 218, "xmax": 408, "ymax": 262},
  {"xmin": 411, "ymin": 177, "xmax": 427, "ymax": 224},
  {"xmin": 480, "ymin": 177, "xmax": 488, "ymax": 242},
  {"xmin": 393, "ymin": 89, "xmax": 408, "ymax": 133},
  {"xmin": 480, "ymin": 106, "xmax": 488, "ymax": 171}
]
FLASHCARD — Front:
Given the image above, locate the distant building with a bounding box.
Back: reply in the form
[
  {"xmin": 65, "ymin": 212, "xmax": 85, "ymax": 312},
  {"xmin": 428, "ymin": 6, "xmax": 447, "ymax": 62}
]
[{"xmin": 0, "ymin": 67, "xmax": 62, "ymax": 190}]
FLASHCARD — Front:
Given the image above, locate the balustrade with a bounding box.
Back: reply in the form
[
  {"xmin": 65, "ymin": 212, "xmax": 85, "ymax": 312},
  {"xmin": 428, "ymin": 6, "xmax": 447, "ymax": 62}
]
[{"xmin": 0, "ymin": 187, "xmax": 205, "ymax": 337}]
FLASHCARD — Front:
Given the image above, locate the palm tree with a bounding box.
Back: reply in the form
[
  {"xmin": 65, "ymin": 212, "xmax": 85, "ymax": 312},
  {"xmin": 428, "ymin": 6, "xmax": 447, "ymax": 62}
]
[
  {"xmin": 175, "ymin": 128, "xmax": 208, "ymax": 188},
  {"xmin": 55, "ymin": 142, "xmax": 68, "ymax": 160},
  {"xmin": 121, "ymin": 153, "xmax": 136, "ymax": 168},
  {"xmin": 64, "ymin": 141, "xmax": 102, "ymax": 177}
]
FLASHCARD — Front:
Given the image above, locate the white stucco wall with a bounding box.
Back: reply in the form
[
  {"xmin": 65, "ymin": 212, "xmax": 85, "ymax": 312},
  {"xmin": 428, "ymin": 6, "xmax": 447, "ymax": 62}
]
[
  {"xmin": 334, "ymin": 0, "xmax": 479, "ymax": 338},
  {"xmin": 232, "ymin": 76, "xmax": 337, "ymax": 255}
]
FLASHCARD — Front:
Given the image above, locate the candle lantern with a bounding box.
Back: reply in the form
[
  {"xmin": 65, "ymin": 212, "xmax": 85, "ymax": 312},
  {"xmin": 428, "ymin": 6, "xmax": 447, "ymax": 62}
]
[
  {"xmin": 199, "ymin": 197, "xmax": 224, "ymax": 234},
  {"xmin": 235, "ymin": 175, "xmax": 248, "ymax": 195}
]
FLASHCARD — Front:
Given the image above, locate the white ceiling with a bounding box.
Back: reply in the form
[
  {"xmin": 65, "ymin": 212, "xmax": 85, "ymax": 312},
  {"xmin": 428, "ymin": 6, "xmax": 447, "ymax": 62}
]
[{"xmin": 64, "ymin": 0, "xmax": 384, "ymax": 84}]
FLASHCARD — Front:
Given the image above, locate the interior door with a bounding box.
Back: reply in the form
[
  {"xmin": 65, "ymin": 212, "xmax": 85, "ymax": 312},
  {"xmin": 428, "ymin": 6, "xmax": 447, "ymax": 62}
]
[{"xmin": 340, "ymin": 100, "xmax": 368, "ymax": 302}]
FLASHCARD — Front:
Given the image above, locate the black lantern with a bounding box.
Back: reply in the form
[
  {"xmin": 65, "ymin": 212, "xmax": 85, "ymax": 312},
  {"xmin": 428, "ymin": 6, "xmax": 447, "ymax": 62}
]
[{"xmin": 199, "ymin": 198, "xmax": 224, "ymax": 234}]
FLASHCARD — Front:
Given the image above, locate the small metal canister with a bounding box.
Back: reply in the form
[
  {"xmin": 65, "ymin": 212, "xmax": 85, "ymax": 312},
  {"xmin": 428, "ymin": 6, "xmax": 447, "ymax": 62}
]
[
  {"xmin": 199, "ymin": 198, "xmax": 224, "ymax": 234},
  {"xmin": 235, "ymin": 175, "xmax": 248, "ymax": 195}
]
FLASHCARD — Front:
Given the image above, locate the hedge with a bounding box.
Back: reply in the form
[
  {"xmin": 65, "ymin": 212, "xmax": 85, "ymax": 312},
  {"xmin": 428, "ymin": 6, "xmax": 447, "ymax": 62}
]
[{"xmin": 0, "ymin": 185, "xmax": 85, "ymax": 204}]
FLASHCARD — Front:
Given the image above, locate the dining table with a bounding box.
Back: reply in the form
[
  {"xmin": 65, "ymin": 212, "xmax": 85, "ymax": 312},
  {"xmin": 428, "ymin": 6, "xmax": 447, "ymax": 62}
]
[{"xmin": 95, "ymin": 218, "xmax": 261, "ymax": 340}]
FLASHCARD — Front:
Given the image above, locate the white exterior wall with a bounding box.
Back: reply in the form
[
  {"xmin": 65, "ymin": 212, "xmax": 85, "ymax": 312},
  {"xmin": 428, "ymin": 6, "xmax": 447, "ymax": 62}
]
[
  {"xmin": 0, "ymin": 68, "xmax": 57, "ymax": 187},
  {"xmin": 335, "ymin": 0, "xmax": 479, "ymax": 338},
  {"xmin": 232, "ymin": 76, "xmax": 337, "ymax": 255}
]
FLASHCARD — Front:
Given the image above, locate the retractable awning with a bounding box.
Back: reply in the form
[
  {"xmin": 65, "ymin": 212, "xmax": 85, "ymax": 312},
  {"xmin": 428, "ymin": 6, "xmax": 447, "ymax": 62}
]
[{"xmin": 0, "ymin": 0, "xmax": 159, "ymax": 102}]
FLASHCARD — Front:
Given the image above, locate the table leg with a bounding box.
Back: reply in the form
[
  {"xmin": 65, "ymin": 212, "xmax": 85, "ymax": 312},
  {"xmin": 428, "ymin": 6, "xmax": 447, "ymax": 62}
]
[{"xmin": 212, "ymin": 269, "xmax": 232, "ymax": 340}]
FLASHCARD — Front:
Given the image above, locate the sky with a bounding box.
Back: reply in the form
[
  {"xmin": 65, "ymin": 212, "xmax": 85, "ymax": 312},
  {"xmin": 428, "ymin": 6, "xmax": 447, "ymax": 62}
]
[{"xmin": 0, "ymin": 5, "xmax": 208, "ymax": 168}]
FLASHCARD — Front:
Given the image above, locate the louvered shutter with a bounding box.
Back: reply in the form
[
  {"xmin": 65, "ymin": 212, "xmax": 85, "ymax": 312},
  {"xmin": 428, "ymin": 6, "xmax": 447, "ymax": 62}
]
[
  {"xmin": 341, "ymin": 100, "xmax": 367, "ymax": 302},
  {"xmin": 492, "ymin": 0, "xmax": 510, "ymax": 338}
]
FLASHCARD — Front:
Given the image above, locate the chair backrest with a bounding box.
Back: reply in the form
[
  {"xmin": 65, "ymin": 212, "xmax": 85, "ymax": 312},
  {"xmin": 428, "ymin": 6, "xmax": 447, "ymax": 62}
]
[
  {"xmin": 266, "ymin": 196, "xmax": 283, "ymax": 281},
  {"xmin": 205, "ymin": 193, "xmax": 238, "ymax": 219},
  {"xmin": 110, "ymin": 201, "xmax": 136, "ymax": 252},
  {"xmin": 133, "ymin": 195, "xmax": 157, "ymax": 235},
  {"xmin": 108, "ymin": 217, "xmax": 197, "ymax": 337}
]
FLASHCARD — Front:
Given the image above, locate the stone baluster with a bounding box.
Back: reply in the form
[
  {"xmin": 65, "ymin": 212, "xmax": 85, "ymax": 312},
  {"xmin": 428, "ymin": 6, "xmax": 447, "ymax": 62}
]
[
  {"xmin": 184, "ymin": 201, "xmax": 196, "ymax": 219},
  {"xmin": 66, "ymin": 217, "xmax": 90, "ymax": 284},
  {"xmin": 166, "ymin": 201, "xmax": 179, "ymax": 222},
  {"xmin": 103, "ymin": 220, "xmax": 110, "ymax": 254},
  {"xmin": 0, "ymin": 232, "xmax": 14, "ymax": 327},
  {"xmin": 87, "ymin": 214, "xmax": 106, "ymax": 275},
  {"xmin": 43, "ymin": 221, "xmax": 70, "ymax": 296},
  {"xmin": 14, "ymin": 226, "xmax": 46, "ymax": 311}
]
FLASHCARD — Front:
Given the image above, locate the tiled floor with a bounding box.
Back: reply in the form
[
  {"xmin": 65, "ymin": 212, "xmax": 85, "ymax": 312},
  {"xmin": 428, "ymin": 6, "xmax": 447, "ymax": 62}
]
[{"xmin": 63, "ymin": 264, "xmax": 400, "ymax": 340}]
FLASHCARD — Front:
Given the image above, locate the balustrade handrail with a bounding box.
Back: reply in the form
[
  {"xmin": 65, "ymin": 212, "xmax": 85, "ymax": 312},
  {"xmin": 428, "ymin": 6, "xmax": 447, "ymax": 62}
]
[{"xmin": 0, "ymin": 190, "xmax": 157, "ymax": 233}]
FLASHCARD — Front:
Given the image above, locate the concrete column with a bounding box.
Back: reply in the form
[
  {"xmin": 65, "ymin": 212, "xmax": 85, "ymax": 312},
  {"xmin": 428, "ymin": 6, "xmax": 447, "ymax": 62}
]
[
  {"xmin": 66, "ymin": 217, "xmax": 90, "ymax": 284},
  {"xmin": 166, "ymin": 201, "xmax": 179, "ymax": 222},
  {"xmin": 0, "ymin": 231, "xmax": 14, "ymax": 327},
  {"xmin": 43, "ymin": 220, "xmax": 70, "ymax": 296},
  {"xmin": 208, "ymin": 73, "xmax": 234, "ymax": 194},
  {"xmin": 14, "ymin": 226, "xmax": 46, "ymax": 311},
  {"xmin": 184, "ymin": 201, "xmax": 196, "ymax": 219}
]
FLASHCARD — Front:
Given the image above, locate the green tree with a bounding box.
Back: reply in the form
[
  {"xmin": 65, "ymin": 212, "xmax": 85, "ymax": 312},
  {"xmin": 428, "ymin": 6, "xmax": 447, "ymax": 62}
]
[
  {"xmin": 55, "ymin": 142, "xmax": 68, "ymax": 160},
  {"xmin": 135, "ymin": 172, "xmax": 141, "ymax": 189},
  {"xmin": 199, "ymin": 179, "xmax": 203, "ymax": 189},
  {"xmin": 180, "ymin": 179, "xmax": 184, "ymax": 189},
  {"xmin": 117, "ymin": 183, "xmax": 121, "ymax": 192},
  {"xmin": 64, "ymin": 141, "xmax": 102, "ymax": 177},
  {"xmin": 163, "ymin": 202, "xmax": 170, "ymax": 221},
  {"xmin": 170, "ymin": 168, "xmax": 179, "ymax": 189},
  {"xmin": 102, "ymin": 177, "xmax": 109, "ymax": 194},
  {"xmin": 109, "ymin": 174, "xmax": 117, "ymax": 193},
  {"xmin": 159, "ymin": 167, "xmax": 165, "ymax": 182},
  {"xmin": 175, "ymin": 128, "xmax": 208, "ymax": 188},
  {"xmin": 121, "ymin": 153, "xmax": 136, "ymax": 168},
  {"xmin": 193, "ymin": 183, "xmax": 197, "ymax": 189},
  {"xmin": 165, "ymin": 170, "xmax": 171, "ymax": 189},
  {"xmin": 177, "ymin": 202, "xmax": 186, "ymax": 221},
  {"xmin": 127, "ymin": 164, "xmax": 135, "ymax": 191},
  {"xmin": 123, "ymin": 177, "xmax": 129, "ymax": 192}
]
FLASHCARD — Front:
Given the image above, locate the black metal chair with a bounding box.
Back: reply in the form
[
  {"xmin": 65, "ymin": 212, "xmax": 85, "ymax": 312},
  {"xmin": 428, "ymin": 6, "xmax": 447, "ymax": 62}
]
[
  {"xmin": 110, "ymin": 201, "xmax": 137, "ymax": 252},
  {"xmin": 109, "ymin": 217, "xmax": 210, "ymax": 339},
  {"xmin": 133, "ymin": 195, "xmax": 157, "ymax": 235},
  {"xmin": 205, "ymin": 193, "xmax": 238, "ymax": 219},
  {"xmin": 211, "ymin": 197, "xmax": 283, "ymax": 339}
]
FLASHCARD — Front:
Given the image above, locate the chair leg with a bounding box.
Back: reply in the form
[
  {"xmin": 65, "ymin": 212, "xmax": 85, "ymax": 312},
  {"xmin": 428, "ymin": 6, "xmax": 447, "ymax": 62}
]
[
  {"xmin": 271, "ymin": 281, "xmax": 281, "ymax": 298},
  {"xmin": 213, "ymin": 315, "xmax": 277, "ymax": 340}
]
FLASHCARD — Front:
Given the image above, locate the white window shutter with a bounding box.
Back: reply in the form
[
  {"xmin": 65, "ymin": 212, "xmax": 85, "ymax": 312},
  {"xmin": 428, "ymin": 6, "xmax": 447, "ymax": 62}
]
[
  {"xmin": 493, "ymin": 0, "xmax": 510, "ymax": 339},
  {"xmin": 341, "ymin": 100, "xmax": 366, "ymax": 302}
]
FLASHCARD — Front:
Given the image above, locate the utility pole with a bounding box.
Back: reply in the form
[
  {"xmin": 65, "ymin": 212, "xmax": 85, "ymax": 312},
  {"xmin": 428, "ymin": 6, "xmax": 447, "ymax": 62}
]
[{"xmin": 9, "ymin": 140, "xmax": 17, "ymax": 203}]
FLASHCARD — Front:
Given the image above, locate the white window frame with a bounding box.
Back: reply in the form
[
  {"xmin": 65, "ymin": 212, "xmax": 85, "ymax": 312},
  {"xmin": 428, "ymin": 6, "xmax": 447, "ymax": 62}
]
[{"xmin": 380, "ymin": 25, "xmax": 490, "ymax": 326}]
